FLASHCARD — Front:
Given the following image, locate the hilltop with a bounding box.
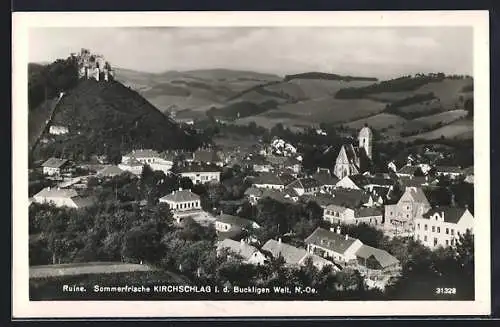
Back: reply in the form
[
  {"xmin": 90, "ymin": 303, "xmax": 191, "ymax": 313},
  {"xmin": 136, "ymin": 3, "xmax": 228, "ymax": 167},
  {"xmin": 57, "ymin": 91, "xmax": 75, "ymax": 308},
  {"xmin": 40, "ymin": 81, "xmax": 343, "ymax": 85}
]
[{"xmin": 29, "ymin": 59, "xmax": 202, "ymax": 163}]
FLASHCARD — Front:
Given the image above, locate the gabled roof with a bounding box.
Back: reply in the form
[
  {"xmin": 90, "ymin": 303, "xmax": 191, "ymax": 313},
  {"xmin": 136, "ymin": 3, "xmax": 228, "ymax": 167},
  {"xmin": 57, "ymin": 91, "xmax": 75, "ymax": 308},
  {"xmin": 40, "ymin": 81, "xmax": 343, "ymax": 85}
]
[
  {"xmin": 278, "ymin": 173, "xmax": 297, "ymax": 186},
  {"xmin": 97, "ymin": 165, "xmax": 124, "ymax": 177},
  {"xmin": 366, "ymin": 176, "xmax": 395, "ymax": 187},
  {"xmin": 312, "ymin": 171, "xmax": 339, "ymax": 186},
  {"xmin": 436, "ymin": 166, "xmax": 463, "ymax": 174},
  {"xmin": 304, "ymin": 227, "xmax": 359, "ymax": 255},
  {"xmin": 124, "ymin": 149, "xmax": 160, "ymax": 158},
  {"xmin": 160, "ymin": 189, "xmax": 200, "ymax": 203},
  {"xmin": 194, "ymin": 149, "xmax": 222, "ymax": 164},
  {"xmin": 216, "ymin": 214, "xmax": 258, "ymax": 229},
  {"xmin": 330, "ymin": 189, "xmax": 369, "ymax": 208},
  {"xmin": 348, "ymin": 174, "xmax": 370, "ymax": 188},
  {"xmin": 397, "ymin": 165, "xmax": 420, "ymax": 175},
  {"xmin": 42, "ymin": 158, "xmax": 68, "ymax": 168},
  {"xmin": 354, "ymin": 207, "xmax": 383, "ymax": 218},
  {"xmin": 422, "ymin": 206, "xmax": 471, "ymax": 224},
  {"xmin": 288, "ymin": 178, "xmax": 321, "ymax": 190},
  {"xmin": 355, "ymin": 244, "xmax": 399, "ymax": 269},
  {"xmin": 283, "ymin": 187, "xmax": 299, "ymax": 198},
  {"xmin": 217, "ymin": 239, "xmax": 260, "ymax": 261},
  {"xmin": 301, "ymin": 193, "xmax": 337, "ymax": 207},
  {"xmin": 402, "ymin": 186, "xmax": 430, "ymax": 205},
  {"xmin": 178, "ymin": 164, "xmax": 221, "ymax": 173},
  {"xmin": 253, "ymin": 172, "xmax": 284, "ymax": 185},
  {"xmin": 262, "ymin": 239, "xmax": 308, "ymax": 265},
  {"xmin": 34, "ymin": 187, "xmax": 78, "ymax": 199}
]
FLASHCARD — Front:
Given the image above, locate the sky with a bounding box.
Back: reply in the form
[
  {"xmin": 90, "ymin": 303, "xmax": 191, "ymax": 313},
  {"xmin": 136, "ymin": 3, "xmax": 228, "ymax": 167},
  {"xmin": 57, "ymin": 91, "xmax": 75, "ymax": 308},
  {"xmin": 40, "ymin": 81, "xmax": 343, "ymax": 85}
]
[{"xmin": 29, "ymin": 27, "xmax": 473, "ymax": 79}]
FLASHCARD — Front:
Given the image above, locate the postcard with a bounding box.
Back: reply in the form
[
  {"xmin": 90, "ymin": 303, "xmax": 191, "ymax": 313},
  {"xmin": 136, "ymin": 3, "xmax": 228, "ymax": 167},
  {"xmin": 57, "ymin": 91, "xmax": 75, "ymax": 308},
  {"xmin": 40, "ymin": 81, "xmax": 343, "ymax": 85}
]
[{"xmin": 12, "ymin": 10, "xmax": 490, "ymax": 318}]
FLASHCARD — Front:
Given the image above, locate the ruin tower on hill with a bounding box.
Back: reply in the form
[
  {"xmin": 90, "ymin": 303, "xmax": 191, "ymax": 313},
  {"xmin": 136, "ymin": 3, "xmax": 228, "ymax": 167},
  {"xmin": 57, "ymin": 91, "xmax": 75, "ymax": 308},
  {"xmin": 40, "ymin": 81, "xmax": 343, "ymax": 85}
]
[{"xmin": 76, "ymin": 48, "xmax": 114, "ymax": 82}]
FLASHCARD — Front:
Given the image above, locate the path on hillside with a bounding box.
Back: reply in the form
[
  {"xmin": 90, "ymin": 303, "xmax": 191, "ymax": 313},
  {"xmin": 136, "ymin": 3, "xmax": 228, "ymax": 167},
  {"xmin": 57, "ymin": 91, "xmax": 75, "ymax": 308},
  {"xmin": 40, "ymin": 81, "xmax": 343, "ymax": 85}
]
[{"xmin": 29, "ymin": 93, "xmax": 65, "ymax": 154}]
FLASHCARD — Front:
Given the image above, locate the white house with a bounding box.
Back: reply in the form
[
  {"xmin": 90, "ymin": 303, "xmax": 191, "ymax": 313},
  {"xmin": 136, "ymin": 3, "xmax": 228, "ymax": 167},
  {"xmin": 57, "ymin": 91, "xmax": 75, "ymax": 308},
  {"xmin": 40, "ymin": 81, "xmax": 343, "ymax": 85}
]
[
  {"xmin": 305, "ymin": 227, "xmax": 363, "ymax": 264},
  {"xmin": 41, "ymin": 158, "xmax": 70, "ymax": 176},
  {"xmin": 414, "ymin": 206, "xmax": 474, "ymax": 249},
  {"xmin": 323, "ymin": 205, "xmax": 383, "ymax": 227},
  {"xmin": 215, "ymin": 214, "xmax": 260, "ymax": 233},
  {"xmin": 32, "ymin": 187, "xmax": 95, "ymax": 209},
  {"xmin": 159, "ymin": 188, "xmax": 201, "ymax": 223},
  {"xmin": 287, "ymin": 178, "xmax": 321, "ymax": 196},
  {"xmin": 252, "ymin": 172, "xmax": 285, "ymax": 191},
  {"xmin": 118, "ymin": 158, "xmax": 144, "ymax": 176},
  {"xmin": 121, "ymin": 149, "xmax": 173, "ymax": 175},
  {"xmin": 217, "ymin": 239, "xmax": 268, "ymax": 265},
  {"xmin": 179, "ymin": 164, "xmax": 221, "ymax": 185},
  {"xmin": 49, "ymin": 125, "xmax": 69, "ymax": 135}
]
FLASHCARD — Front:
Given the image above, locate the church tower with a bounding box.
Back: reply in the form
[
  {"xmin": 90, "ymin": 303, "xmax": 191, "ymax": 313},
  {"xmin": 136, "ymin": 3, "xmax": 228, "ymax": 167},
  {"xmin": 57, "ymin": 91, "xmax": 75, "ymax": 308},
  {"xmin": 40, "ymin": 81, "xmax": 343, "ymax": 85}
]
[{"xmin": 358, "ymin": 124, "xmax": 373, "ymax": 160}]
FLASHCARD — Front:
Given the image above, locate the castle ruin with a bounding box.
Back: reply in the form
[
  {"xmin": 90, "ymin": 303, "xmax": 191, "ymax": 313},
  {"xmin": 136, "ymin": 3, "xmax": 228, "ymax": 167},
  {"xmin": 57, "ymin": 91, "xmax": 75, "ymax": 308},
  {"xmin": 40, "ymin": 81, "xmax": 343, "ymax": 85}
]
[{"xmin": 71, "ymin": 48, "xmax": 115, "ymax": 82}]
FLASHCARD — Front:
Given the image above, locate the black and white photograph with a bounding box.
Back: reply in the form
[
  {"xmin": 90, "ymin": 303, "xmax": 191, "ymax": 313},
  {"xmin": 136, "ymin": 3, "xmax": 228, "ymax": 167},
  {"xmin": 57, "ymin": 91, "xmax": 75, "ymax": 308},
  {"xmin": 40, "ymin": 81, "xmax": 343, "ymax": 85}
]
[{"xmin": 12, "ymin": 11, "xmax": 490, "ymax": 317}]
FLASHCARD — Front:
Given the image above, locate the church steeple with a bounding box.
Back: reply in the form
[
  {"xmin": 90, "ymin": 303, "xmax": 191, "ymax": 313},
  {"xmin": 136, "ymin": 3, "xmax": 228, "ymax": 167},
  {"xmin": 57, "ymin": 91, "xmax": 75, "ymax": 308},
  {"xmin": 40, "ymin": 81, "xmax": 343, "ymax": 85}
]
[{"xmin": 358, "ymin": 124, "xmax": 373, "ymax": 160}]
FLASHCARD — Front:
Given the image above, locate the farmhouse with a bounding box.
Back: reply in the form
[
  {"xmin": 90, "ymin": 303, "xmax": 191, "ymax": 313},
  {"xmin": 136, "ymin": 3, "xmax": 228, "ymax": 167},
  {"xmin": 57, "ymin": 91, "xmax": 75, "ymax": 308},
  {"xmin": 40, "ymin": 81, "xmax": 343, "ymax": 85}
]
[
  {"xmin": 215, "ymin": 214, "xmax": 260, "ymax": 241},
  {"xmin": 354, "ymin": 244, "xmax": 400, "ymax": 276},
  {"xmin": 41, "ymin": 158, "xmax": 70, "ymax": 176},
  {"xmin": 217, "ymin": 239, "xmax": 268, "ymax": 265},
  {"xmin": 384, "ymin": 186, "xmax": 431, "ymax": 235},
  {"xmin": 178, "ymin": 164, "xmax": 221, "ymax": 185},
  {"xmin": 305, "ymin": 227, "xmax": 363, "ymax": 264},
  {"xmin": 414, "ymin": 206, "xmax": 474, "ymax": 249},
  {"xmin": 312, "ymin": 168, "xmax": 339, "ymax": 193},
  {"xmin": 32, "ymin": 187, "xmax": 95, "ymax": 209},
  {"xmin": 287, "ymin": 177, "xmax": 321, "ymax": 196},
  {"xmin": 252, "ymin": 172, "xmax": 285, "ymax": 190},
  {"xmin": 261, "ymin": 239, "xmax": 335, "ymax": 270},
  {"xmin": 323, "ymin": 205, "xmax": 383, "ymax": 226}
]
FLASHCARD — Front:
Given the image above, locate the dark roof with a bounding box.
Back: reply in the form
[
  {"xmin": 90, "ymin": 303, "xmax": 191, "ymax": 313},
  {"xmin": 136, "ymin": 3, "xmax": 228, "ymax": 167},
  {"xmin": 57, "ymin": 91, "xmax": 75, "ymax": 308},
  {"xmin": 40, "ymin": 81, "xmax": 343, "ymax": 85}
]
[
  {"xmin": 355, "ymin": 244, "xmax": 399, "ymax": 269},
  {"xmin": 217, "ymin": 228, "xmax": 245, "ymax": 241},
  {"xmin": 312, "ymin": 171, "xmax": 339, "ymax": 186},
  {"xmin": 343, "ymin": 144, "xmax": 360, "ymax": 165},
  {"xmin": 160, "ymin": 189, "xmax": 200, "ymax": 202},
  {"xmin": 348, "ymin": 174, "xmax": 370, "ymax": 188},
  {"xmin": 399, "ymin": 176, "xmax": 429, "ymax": 188},
  {"xmin": 283, "ymin": 188, "xmax": 299, "ymax": 198},
  {"xmin": 194, "ymin": 149, "xmax": 222, "ymax": 164},
  {"xmin": 278, "ymin": 173, "xmax": 297, "ymax": 186},
  {"xmin": 42, "ymin": 158, "xmax": 69, "ymax": 168},
  {"xmin": 372, "ymin": 186, "xmax": 390, "ymax": 198},
  {"xmin": 354, "ymin": 207, "xmax": 383, "ymax": 218},
  {"xmin": 178, "ymin": 164, "xmax": 221, "ymax": 173},
  {"xmin": 422, "ymin": 206, "xmax": 470, "ymax": 224},
  {"xmin": 288, "ymin": 178, "xmax": 321, "ymax": 190},
  {"xmin": 300, "ymin": 193, "xmax": 337, "ymax": 207},
  {"xmin": 330, "ymin": 189, "xmax": 368, "ymax": 209},
  {"xmin": 366, "ymin": 176, "xmax": 395, "ymax": 187},
  {"xmin": 436, "ymin": 166, "xmax": 463, "ymax": 174},
  {"xmin": 261, "ymin": 189, "xmax": 295, "ymax": 204},
  {"xmin": 244, "ymin": 187, "xmax": 263, "ymax": 197},
  {"xmin": 216, "ymin": 214, "xmax": 258, "ymax": 229},
  {"xmin": 304, "ymin": 227, "xmax": 359, "ymax": 255},
  {"xmin": 253, "ymin": 172, "xmax": 284, "ymax": 185}
]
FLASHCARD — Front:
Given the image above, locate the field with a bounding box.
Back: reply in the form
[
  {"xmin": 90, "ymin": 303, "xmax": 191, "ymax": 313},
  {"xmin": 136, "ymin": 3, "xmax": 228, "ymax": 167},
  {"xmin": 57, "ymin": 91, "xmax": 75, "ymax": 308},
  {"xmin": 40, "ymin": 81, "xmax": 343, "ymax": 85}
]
[
  {"xmin": 345, "ymin": 113, "xmax": 407, "ymax": 130},
  {"xmin": 30, "ymin": 262, "xmax": 156, "ymax": 278},
  {"xmin": 287, "ymin": 79, "xmax": 376, "ymax": 99},
  {"xmin": 401, "ymin": 118, "xmax": 473, "ymax": 141}
]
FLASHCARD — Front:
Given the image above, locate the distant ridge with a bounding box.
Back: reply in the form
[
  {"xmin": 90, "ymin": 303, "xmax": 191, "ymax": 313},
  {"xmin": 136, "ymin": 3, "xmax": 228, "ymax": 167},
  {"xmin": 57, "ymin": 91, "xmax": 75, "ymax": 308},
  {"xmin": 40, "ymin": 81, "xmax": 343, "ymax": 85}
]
[{"xmin": 284, "ymin": 72, "xmax": 378, "ymax": 82}]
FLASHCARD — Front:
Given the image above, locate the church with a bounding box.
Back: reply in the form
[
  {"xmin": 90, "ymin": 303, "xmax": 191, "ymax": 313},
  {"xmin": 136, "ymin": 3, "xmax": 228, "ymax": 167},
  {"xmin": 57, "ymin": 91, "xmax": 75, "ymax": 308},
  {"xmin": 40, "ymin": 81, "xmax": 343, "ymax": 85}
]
[{"xmin": 333, "ymin": 125, "xmax": 373, "ymax": 179}]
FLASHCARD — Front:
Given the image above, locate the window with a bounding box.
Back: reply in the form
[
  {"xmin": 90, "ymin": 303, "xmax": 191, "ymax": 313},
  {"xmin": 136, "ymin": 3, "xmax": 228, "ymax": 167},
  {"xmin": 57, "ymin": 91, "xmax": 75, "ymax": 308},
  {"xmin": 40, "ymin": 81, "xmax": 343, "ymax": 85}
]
[
  {"xmin": 437, "ymin": 227, "xmax": 440, "ymax": 233},
  {"xmin": 425, "ymin": 224, "xmax": 428, "ymax": 231},
  {"xmin": 417, "ymin": 223, "xmax": 420, "ymax": 229},
  {"xmin": 406, "ymin": 214, "xmax": 409, "ymax": 218},
  {"xmin": 451, "ymin": 229, "xmax": 454, "ymax": 235},
  {"xmin": 424, "ymin": 236, "xmax": 427, "ymax": 242},
  {"xmin": 445, "ymin": 240, "xmax": 449, "ymax": 246},
  {"xmin": 434, "ymin": 238, "xmax": 438, "ymax": 246},
  {"xmin": 446, "ymin": 228, "xmax": 449, "ymax": 235},
  {"xmin": 451, "ymin": 239, "xmax": 455, "ymax": 246},
  {"xmin": 432, "ymin": 226, "xmax": 435, "ymax": 232},
  {"xmin": 407, "ymin": 206, "xmax": 410, "ymax": 210}
]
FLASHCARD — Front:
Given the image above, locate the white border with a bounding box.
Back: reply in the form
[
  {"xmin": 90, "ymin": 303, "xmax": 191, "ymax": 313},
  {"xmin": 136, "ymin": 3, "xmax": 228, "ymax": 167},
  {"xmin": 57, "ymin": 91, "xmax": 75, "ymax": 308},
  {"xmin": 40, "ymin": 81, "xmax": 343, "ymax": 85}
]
[{"xmin": 12, "ymin": 11, "xmax": 491, "ymax": 318}]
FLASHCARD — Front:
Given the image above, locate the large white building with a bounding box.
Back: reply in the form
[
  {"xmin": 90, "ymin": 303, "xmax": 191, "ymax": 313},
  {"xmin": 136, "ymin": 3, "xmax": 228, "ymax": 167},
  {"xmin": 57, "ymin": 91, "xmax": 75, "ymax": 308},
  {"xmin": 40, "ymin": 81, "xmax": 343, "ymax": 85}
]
[
  {"xmin": 179, "ymin": 164, "xmax": 221, "ymax": 185},
  {"xmin": 121, "ymin": 149, "xmax": 174, "ymax": 175},
  {"xmin": 414, "ymin": 206, "xmax": 474, "ymax": 249},
  {"xmin": 159, "ymin": 188, "xmax": 201, "ymax": 223}
]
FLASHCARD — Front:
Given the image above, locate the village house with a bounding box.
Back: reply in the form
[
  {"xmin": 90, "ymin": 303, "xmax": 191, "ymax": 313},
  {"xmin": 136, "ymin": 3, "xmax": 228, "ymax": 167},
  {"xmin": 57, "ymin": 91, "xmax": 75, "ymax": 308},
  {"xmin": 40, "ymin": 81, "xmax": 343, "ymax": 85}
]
[
  {"xmin": 49, "ymin": 125, "xmax": 69, "ymax": 135},
  {"xmin": 249, "ymin": 155, "xmax": 274, "ymax": 173},
  {"xmin": 414, "ymin": 206, "xmax": 474, "ymax": 249},
  {"xmin": 262, "ymin": 238, "xmax": 336, "ymax": 270},
  {"xmin": 118, "ymin": 157, "xmax": 144, "ymax": 176},
  {"xmin": 217, "ymin": 239, "xmax": 268, "ymax": 265},
  {"xmin": 323, "ymin": 205, "xmax": 383, "ymax": 227},
  {"xmin": 287, "ymin": 177, "xmax": 321, "ymax": 196},
  {"xmin": 252, "ymin": 172, "xmax": 286, "ymax": 190},
  {"xmin": 305, "ymin": 227, "xmax": 363, "ymax": 265},
  {"xmin": 121, "ymin": 149, "xmax": 173, "ymax": 175},
  {"xmin": 300, "ymin": 193, "xmax": 337, "ymax": 210},
  {"xmin": 355, "ymin": 244, "xmax": 401, "ymax": 290},
  {"xmin": 96, "ymin": 165, "xmax": 125, "ymax": 178},
  {"xmin": 384, "ymin": 186, "xmax": 432, "ymax": 236},
  {"xmin": 215, "ymin": 214, "xmax": 261, "ymax": 241},
  {"xmin": 178, "ymin": 164, "xmax": 221, "ymax": 185},
  {"xmin": 159, "ymin": 188, "xmax": 201, "ymax": 223},
  {"xmin": 32, "ymin": 187, "xmax": 95, "ymax": 209},
  {"xmin": 193, "ymin": 149, "xmax": 225, "ymax": 167},
  {"xmin": 312, "ymin": 168, "xmax": 339, "ymax": 193},
  {"xmin": 435, "ymin": 166, "xmax": 463, "ymax": 179},
  {"xmin": 41, "ymin": 158, "xmax": 71, "ymax": 176},
  {"xmin": 330, "ymin": 188, "xmax": 373, "ymax": 208},
  {"xmin": 244, "ymin": 187, "xmax": 263, "ymax": 205}
]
